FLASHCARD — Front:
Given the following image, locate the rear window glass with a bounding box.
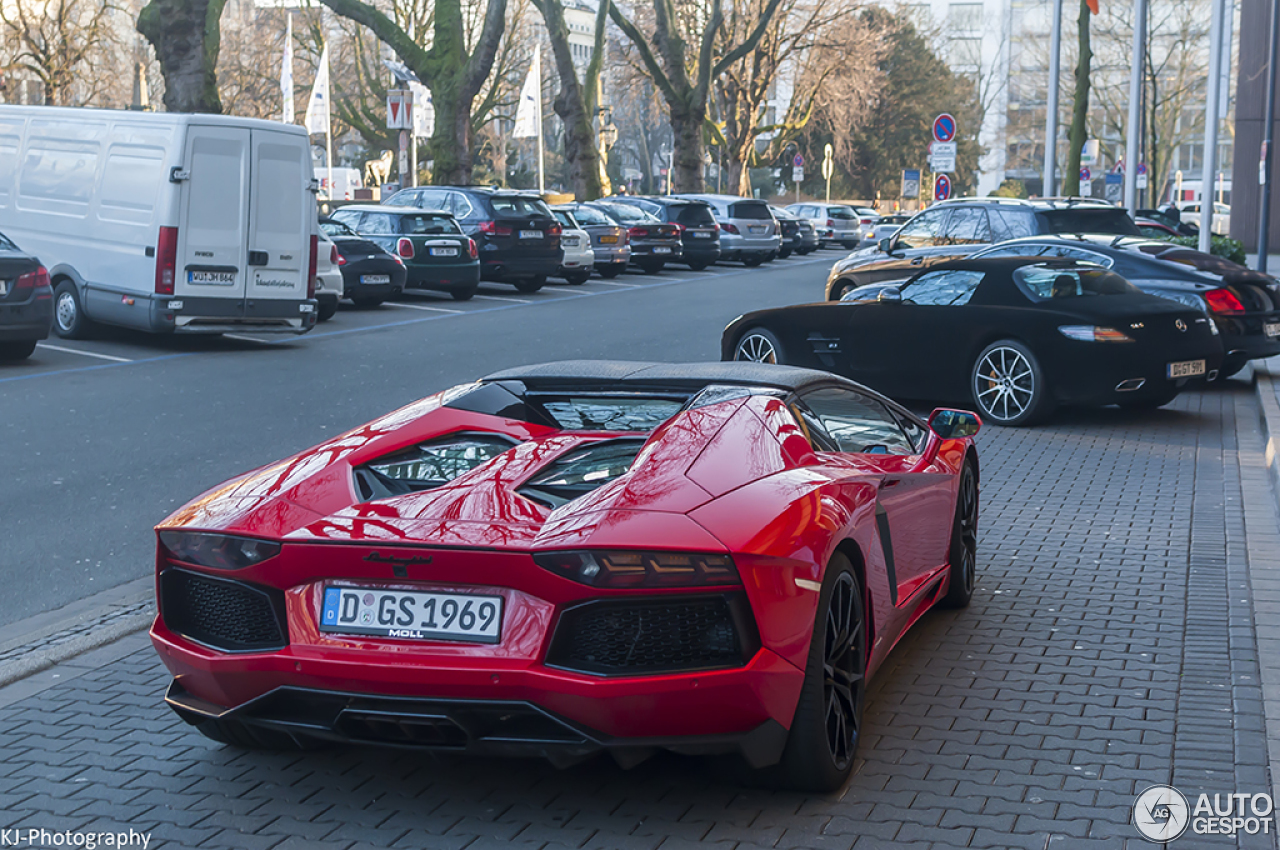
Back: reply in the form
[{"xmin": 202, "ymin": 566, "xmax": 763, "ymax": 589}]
[
  {"xmin": 827, "ymin": 207, "xmax": 857, "ymax": 219},
  {"xmin": 537, "ymin": 396, "xmax": 684, "ymax": 432},
  {"xmin": 319, "ymin": 220, "xmax": 358, "ymax": 238},
  {"xmin": 357, "ymin": 434, "xmax": 516, "ymax": 498},
  {"xmin": 517, "ymin": 439, "xmax": 646, "ymax": 508},
  {"xmin": 490, "ymin": 196, "xmax": 553, "ymax": 217},
  {"xmin": 1038, "ymin": 208, "xmax": 1140, "ymax": 236},
  {"xmin": 729, "ymin": 202, "xmax": 772, "ymax": 220},
  {"xmin": 552, "ymin": 210, "xmax": 577, "ymax": 228},
  {"xmin": 569, "ymin": 206, "xmax": 615, "ymax": 226},
  {"xmin": 674, "ymin": 204, "xmax": 716, "ymax": 226},
  {"xmin": 398, "ymin": 213, "xmax": 461, "ymax": 235},
  {"xmin": 1013, "ymin": 265, "xmax": 1142, "ymax": 302},
  {"xmin": 595, "ymin": 203, "xmax": 656, "ymax": 223}
]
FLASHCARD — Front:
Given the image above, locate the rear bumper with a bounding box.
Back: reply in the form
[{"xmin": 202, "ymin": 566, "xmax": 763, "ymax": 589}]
[
  {"xmin": 481, "ymin": 254, "xmax": 561, "ymax": 281},
  {"xmin": 1215, "ymin": 314, "xmax": 1280, "ymax": 361},
  {"xmin": 0, "ymin": 298, "xmax": 53, "ymax": 341},
  {"xmin": 630, "ymin": 242, "xmax": 684, "ymax": 261},
  {"xmin": 1048, "ymin": 344, "xmax": 1224, "ymax": 404},
  {"xmin": 155, "ymin": 295, "xmax": 317, "ymax": 335},
  {"xmin": 406, "ymin": 263, "xmax": 481, "ymax": 292},
  {"xmin": 593, "ymin": 246, "xmax": 631, "ymax": 264}
]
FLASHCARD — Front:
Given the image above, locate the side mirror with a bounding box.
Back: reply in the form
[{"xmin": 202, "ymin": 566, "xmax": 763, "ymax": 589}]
[
  {"xmin": 928, "ymin": 408, "xmax": 982, "ymax": 440},
  {"xmin": 876, "ymin": 288, "xmax": 902, "ymax": 304},
  {"xmin": 878, "ymin": 237, "xmax": 894, "ymax": 253}
]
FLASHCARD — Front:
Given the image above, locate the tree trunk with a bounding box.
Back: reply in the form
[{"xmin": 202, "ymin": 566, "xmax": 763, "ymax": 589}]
[
  {"xmin": 670, "ymin": 106, "xmax": 704, "ymax": 193},
  {"xmin": 137, "ymin": 0, "xmax": 228, "ymax": 113},
  {"xmin": 431, "ymin": 80, "xmax": 473, "ymax": 186},
  {"xmin": 535, "ymin": 0, "xmax": 604, "ymax": 199},
  {"xmin": 1063, "ymin": 0, "xmax": 1091, "ymax": 196}
]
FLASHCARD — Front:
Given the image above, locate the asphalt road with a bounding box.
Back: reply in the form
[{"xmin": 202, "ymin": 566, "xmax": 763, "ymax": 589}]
[{"xmin": 0, "ymin": 253, "xmax": 835, "ymax": 628}]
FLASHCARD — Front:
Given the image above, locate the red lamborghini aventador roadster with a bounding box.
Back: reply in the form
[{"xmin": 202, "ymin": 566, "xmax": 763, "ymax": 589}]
[{"xmin": 151, "ymin": 361, "xmax": 981, "ymax": 791}]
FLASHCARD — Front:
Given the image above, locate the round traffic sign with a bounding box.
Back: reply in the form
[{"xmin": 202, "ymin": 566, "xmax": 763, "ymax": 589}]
[
  {"xmin": 1080, "ymin": 166, "xmax": 1091, "ymax": 182},
  {"xmin": 934, "ymin": 173, "xmax": 952, "ymax": 201},
  {"xmin": 1137, "ymin": 162, "xmax": 1148, "ymax": 175},
  {"xmin": 932, "ymin": 114, "xmax": 957, "ymax": 143},
  {"xmin": 794, "ymin": 154, "xmax": 804, "ymax": 167}
]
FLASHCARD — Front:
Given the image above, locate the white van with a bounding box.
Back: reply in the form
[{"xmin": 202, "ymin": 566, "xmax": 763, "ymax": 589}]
[{"xmin": 0, "ymin": 106, "xmax": 318, "ymax": 338}]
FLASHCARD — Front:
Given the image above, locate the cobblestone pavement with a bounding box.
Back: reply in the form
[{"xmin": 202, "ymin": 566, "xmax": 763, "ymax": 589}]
[{"xmin": 1, "ymin": 381, "xmax": 1277, "ymax": 850}]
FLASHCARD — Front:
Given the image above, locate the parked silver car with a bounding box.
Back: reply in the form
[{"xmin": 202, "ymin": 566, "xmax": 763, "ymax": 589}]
[
  {"xmin": 676, "ymin": 194, "xmax": 779, "ymax": 266},
  {"xmin": 785, "ymin": 203, "xmax": 864, "ymax": 249}
]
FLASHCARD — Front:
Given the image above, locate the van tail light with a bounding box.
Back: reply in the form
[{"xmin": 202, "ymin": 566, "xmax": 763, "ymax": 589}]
[
  {"xmin": 467, "ymin": 238, "xmax": 478, "ymax": 259},
  {"xmin": 330, "ymin": 244, "xmax": 340, "ymax": 265},
  {"xmin": 478, "ymin": 220, "xmax": 513, "ymax": 237},
  {"xmin": 721, "ymin": 223, "xmax": 740, "ymax": 234},
  {"xmin": 155, "ymin": 226, "xmax": 178, "ymax": 295},
  {"xmin": 14, "ymin": 266, "xmax": 51, "ymax": 298},
  {"xmin": 1204, "ymin": 288, "xmax": 1244, "ymax": 314},
  {"xmin": 307, "ymin": 234, "xmax": 318, "ymax": 298}
]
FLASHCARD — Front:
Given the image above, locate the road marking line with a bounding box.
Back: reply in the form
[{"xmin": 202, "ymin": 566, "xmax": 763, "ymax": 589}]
[
  {"xmin": 386, "ymin": 302, "xmax": 463, "ymax": 313},
  {"xmin": 588, "ymin": 280, "xmax": 641, "ymax": 287},
  {"xmin": 472, "ymin": 294, "xmax": 531, "ymax": 304},
  {"xmin": 35, "ymin": 343, "xmax": 133, "ymax": 363}
]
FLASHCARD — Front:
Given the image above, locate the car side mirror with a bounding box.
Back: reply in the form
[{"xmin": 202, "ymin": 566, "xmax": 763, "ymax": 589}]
[
  {"xmin": 928, "ymin": 408, "xmax": 982, "ymax": 439},
  {"xmin": 878, "ymin": 237, "xmax": 893, "ymax": 253},
  {"xmin": 876, "ymin": 288, "xmax": 902, "ymax": 304}
]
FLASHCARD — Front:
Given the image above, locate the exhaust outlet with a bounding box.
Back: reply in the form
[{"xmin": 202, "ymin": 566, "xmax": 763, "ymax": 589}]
[{"xmin": 1115, "ymin": 378, "xmax": 1146, "ymax": 392}]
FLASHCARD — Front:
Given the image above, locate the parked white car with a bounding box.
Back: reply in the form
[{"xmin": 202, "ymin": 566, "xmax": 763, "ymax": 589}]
[
  {"xmin": 1180, "ymin": 202, "xmax": 1231, "ymax": 236},
  {"xmin": 551, "ymin": 208, "xmax": 596, "ymax": 284},
  {"xmin": 314, "ymin": 232, "xmax": 344, "ymax": 321}
]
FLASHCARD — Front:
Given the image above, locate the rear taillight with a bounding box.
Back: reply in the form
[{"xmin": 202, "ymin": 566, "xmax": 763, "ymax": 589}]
[
  {"xmin": 478, "ymin": 220, "xmax": 513, "ymax": 237},
  {"xmin": 397, "ymin": 237, "xmax": 415, "ymax": 259},
  {"xmin": 155, "ymin": 226, "xmax": 178, "ymax": 295},
  {"xmin": 621, "ymin": 230, "xmax": 630, "ymax": 245},
  {"xmin": 467, "ymin": 238, "xmax": 478, "ymax": 259},
  {"xmin": 337, "ymin": 253, "xmax": 347, "ymax": 266},
  {"xmin": 627, "ymin": 226, "xmax": 649, "ymax": 238},
  {"xmin": 861, "ymin": 218, "xmax": 873, "ymax": 225},
  {"xmin": 1205, "ymin": 288, "xmax": 1245, "ymax": 314},
  {"xmin": 330, "ymin": 244, "xmax": 339, "ymax": 264},
  {"xmin": 14, "ymin": 266, "xmax": 51, "ymax": 298},
  {"xmin": 827, "ymin": 219, "xmax": 835, "ymax": 227},
  {"xmin": 722, "ymin": 223, "xmax": 739, "ymax": 234},
  {"xmin": 307, "ymin": 234, "xmax": 318, "ymax": 298},
  {"xmin": 674, "ymin": 222, "xmax": 686, "ymax": 234},
  {"xmin": 547, "ymin": 223, "xmax": 562, "ymax": 237}
]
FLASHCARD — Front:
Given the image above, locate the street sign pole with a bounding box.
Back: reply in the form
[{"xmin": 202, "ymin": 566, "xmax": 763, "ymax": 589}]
[
  {"xmin": 1123, "ymin": 0, "xmax": 1148, "ymax": 215},
  {"xmin": 1199, "ymin": 0, "xmax": 1226, "ymax": 253},
  {"xmin": 1259, "ymin": 0, "xmax": 1280, "ymax": 271},
  {"xmin": 1044, "ymin": 0, "xmax": 1064, "ymax": 196},
  {"xmin": 823, "ymin": 144, "xmax": 834, "ymax": 204}
]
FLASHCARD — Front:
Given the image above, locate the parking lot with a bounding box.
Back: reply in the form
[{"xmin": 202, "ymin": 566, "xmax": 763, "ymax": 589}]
[{"xmin": 3, "ymin": 253, "xmax": 1280, "ymax": 848}]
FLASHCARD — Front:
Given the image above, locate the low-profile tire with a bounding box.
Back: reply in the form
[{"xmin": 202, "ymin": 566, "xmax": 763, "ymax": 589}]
[
  {"xmin": 687, "ymin": 260, "xmax": 711, "ymax": 271},
  {"xmin": 196, "ymin": 718, "xmax": 323, "ymax": 751},
  {"xmin": 52, "ymin": 280, "xmax": 90, "ymax": 339},
  {"xmin": 939, "ymin": 460, "xmax": 979, "ymax": 608},
  {"xmin": 317, "ymin": 299, "xmax": 338, "ymax": 322},
  {"xmin": 451, "ymin": 284, "xmax": 479, "ymax": 301},
  {"xmin": 743, "ymin": 255, "xmax": 764, "ymax": 268},
  {"xmin": 767, "ymin": 553, "xmax": 866, "ymax": 792},
  {"xmin": 970, "ymin": 339, "xmax": 1053, "ymax": 427},
  {"xmin": 598, "ymin": 263, "xmax": 626, "ymax": 279},
  {"xmin": 351, "ymin": 296, "xmax": 384, "ymax": 308},
  {"xmin": 564, "ymin": 271, "xmax": 591, "ymax": 285},
  {"xmin": 833, "ymin": 279, "xmax": 857, "ymax": 300},
  {"xmin": 1118, "ymin": 388, "xmax": 1180, "ymax": 409},
  {"xmin": 733, "ymin": 328, "xmax": 785, "ymax": 364},
  {"xmin": 0, "ymin": 340, "xmax": 38, "ymax": 361},
  {"xmin": 514, "ymin": 275, "xmax": 546, "ymax": 293},
  {"xmin": 638, "ymin": 259, "xmax": 665, "ymax": 275}
]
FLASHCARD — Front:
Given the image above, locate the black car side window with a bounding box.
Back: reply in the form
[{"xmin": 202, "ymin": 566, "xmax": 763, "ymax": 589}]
[
  {"xmin": 800, "ymin": 388, "xmax": 915, "ymax": 455},
  {"xmin": 416, "ymin": 190, "xmax": 450, "ymax": 213},
  {"xmin": 896, "ymin": 208, "xmax": 948, "ymax": 249},
  {"xmin": 989, "ymin": 209, "xmax": 1036, "ymax": 240},
  {"xmin": 941, "ymin": 207, "xmax": 992, "ymax": 245},
  {"xmin": 900, "ymin": 270, "xmax": 986, "ymax": 306}
]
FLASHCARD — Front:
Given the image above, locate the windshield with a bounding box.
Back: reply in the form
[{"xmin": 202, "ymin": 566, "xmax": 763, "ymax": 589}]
[
  {"xmin": 1039, "ymin": 208, "xmax": 1140, "ymax": 236},
  {"xmin": 1013, "ymin": 265, "xmax": 1142, "ymax": 302},
  {"xmin": 398, "ymin": 213, "xmax": 461, "ymax": 235},
  {"xmin": 595, "ymin": 203, "xmax": 657, "ymax": 223},
  {"xmin": 490, "ymin": 196, "xmax": 553, "ymax": 217},
  {"xmin": 570, "ymin": 205, "xmax": 617, "ymax": 226}
]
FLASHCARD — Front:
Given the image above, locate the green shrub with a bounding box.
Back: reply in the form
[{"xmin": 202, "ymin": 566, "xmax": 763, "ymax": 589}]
[{"xmin": 1150, "ymin": 233, "xmax": 1246, "ymax": 265}]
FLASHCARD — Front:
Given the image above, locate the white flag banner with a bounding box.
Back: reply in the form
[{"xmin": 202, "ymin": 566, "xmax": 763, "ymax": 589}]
[
  {"xmin": 281, "ymin": 15, "xmax": 294, "ymax": 123},
  {"xmin": 409, "ymin": 81, "xmax": 434, "ymax": 137},
  {"xmin": 305, "ymin": 42, "xmax": 330, "ymax": 136},
  {"xmin": 513, "ymin": 46, "xmax": 540, "ymax": 139}
]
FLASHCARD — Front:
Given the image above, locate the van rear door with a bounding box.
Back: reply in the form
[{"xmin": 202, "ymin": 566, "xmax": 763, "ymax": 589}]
[
  {"xmin": 175, "ymin": 126, "xmax": 250, "ymax": 306},
  {"xmin": 245, "ymin": 129, "xmax": 311, "ymax": 315}
]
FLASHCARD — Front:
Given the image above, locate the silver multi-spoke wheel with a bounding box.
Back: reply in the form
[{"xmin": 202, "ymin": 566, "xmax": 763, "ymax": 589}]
[
  {"xmin": 973, "ymin": 344, "xmax": 1037, "ymax": 424},
  {"xmin": 734, "ymin": 331, "xmax": 779, "ymax": 364}
]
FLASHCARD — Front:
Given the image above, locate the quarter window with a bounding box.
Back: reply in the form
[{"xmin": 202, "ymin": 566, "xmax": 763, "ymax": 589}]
[
  {"xmin": 941, "ymin": 207, "xmax": 992, "ymax": 244},
  {"xmin": 900, "ymin": 269, "xmax": 986, "ymax": 306},
  {"xmin": 896, "ymin": 208, "xmax": 949, "ymax": 249},
  {"xmin": 988, "ymin": 209, "xmax": 1036, "ymax": 240},
  {"xmin": 800, "ymin": 388, "xmax": 916, "ymax": 455}
]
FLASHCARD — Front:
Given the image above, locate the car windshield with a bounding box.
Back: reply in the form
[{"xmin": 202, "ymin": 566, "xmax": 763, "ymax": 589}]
[
  {"xmin": 1039, "ymin": 208, "xmax": 1140, "ymax": 235},
  {"xmin": 535, "ymin": 396, "xmax": 684, "ymax": 431},
  {"xmin": 1013, "ymin": 265, "xmax": 1142, "ymax": 301},
  {"xmin": 596, "ymin": 203, "xmax": 657, "ymax": 223},
  {"xmin": 398, "ymin": 213, "xmax": 461, "ymax": 235},
  {"xmin": 490, "ymin": 196, "xmax": 553, "ymax": 217},
  {"xmin": 571, "ymin": 205, "xmax": 616, "ymax": 226}
]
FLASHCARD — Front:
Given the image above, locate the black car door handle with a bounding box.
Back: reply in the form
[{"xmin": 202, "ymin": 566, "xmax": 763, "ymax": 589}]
[{"xmin": 910, "ymin": 257, "xmax": 924, "ymax": 266}]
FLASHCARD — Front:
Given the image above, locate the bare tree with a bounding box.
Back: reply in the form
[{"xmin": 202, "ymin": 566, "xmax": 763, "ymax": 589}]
[
  {"xmin": 608, "ymin": 0, "xmax": 786, "ymax": 192},
  {"xmin": 1, "ymin": 0, "xmax": 122, "ymax": 106},
  {"xmin": 137, "ymin": 0, "xmax": 228, "ymax": 112}
]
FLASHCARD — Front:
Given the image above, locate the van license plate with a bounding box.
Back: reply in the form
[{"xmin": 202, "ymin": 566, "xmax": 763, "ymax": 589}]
[
  {"xmin": 189, "ymin": 271, "xmax": 235, "ymax": 286},
  {"xmin": 361, "ymin": 275, "xmax": 390, "ymax": 285},
  {"xmin": 1167, "ymin": 359, "xmax": 1206, "ymax": 378},
  {"xmin": 1265, "ymin": 322, "xmax": 1280, "ymax": 338},
  {"xmin": 519, "ymin": 230, "xmax": 541, "ymax": 240},
  {"xmin": 430, "ymin": 247, "xmax": 459, "ymax": 257},
  {"xmin": 320, "ymin": 586, "xmax": 502, "ymax": 643}
]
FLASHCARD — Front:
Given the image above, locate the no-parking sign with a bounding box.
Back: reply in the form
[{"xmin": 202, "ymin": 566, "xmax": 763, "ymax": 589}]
[
  {"xmin": 932, "ymin": 114, "xmax": 957, "ymax": 143},
  {"xmin": 934, "ymin": 173, "xmax": 952, "ymax": 201}
]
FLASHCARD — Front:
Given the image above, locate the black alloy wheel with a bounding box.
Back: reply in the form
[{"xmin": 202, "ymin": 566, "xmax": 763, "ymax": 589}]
[
  {"xmin": 940, "ymin": 460, "xmax": 978, "ymax": 608},
  {"xmin": 451, "ymin": 284, "xmax": 478, "ymax": 301},
  {"xmin": 733, "ymin": 328, "xmax": 784, "ymax": 364}
]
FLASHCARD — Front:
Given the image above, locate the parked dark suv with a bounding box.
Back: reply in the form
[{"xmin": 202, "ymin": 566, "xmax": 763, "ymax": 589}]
[
  {"xmin": 386, "ymin": 187, "xmax": 562, "ymax": 293},
  {"xmin": 605, "ymin": 196, "xmax": 722, "ymax": 270},
  {"xmin": 824, "ymin": 197, "xmax": 1141, "ymax": 300}
]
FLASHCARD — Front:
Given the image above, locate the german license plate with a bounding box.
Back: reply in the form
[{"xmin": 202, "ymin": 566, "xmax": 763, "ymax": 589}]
[
  {"xmin": 519, "ymin": 230, "xmax": 541, "ymax": 239},
  {"xmin": 599, "ymin": 235, "xmax": 618, "ymax": 244},
  {"xmin": 1265, "ymin": 322, "xmax": 1280, "ymax": 338},
  {"xmin": 189, "ymin": 271, "xmax": 235, "ymax": 285},
  {"xmin": 429, "ymin": 247, "xmax": 458, "ymax": 257},
  {"xmin": 320, "ymin": 586, "xmax": 502, "ymax": 643},
  {"xmin": 749, "ymin": 226, "xmax": 766, "ymax": 234},
  {"xmin": 1167, "ymin": 359, "xmax": 1206, "ymax": 378},
  {"xmin": 0, "ymin": 280, "xmax": 7, "ymax": 296},
  {"xmin": 361, "ymin": 274, "xmax": 390, "ymax": 284},
  {"xmin": 692, "ymin": 232, "xmax": 711, "ymax": 239},
  {"xmin": 653, "ymin": 246, "xmax": 672, "ymax": 254}
]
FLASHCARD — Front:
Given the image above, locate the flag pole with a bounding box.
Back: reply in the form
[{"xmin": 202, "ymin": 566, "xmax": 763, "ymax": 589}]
[{"xmin": 536, "ymin": 47, "xmax": 545, "ymax": 194}]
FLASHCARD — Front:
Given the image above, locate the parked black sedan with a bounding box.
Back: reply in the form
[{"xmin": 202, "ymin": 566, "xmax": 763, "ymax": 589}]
[
  {"xmin": 590, "ymin": 201, "xmax": 683, "ymax": 274},
  {"xmin": 605, "ymin": 196, "xmax": 722, "ymax": 270},
  {"xmin": 329, "ymin": 206, "xmax": 480, "ymax": 301},
  {"xmin": 723, "ymin": 257, "xmax": 1223, "ymax": 426},
  {"xmin": 768, "ymin": 207, "xmax": 817, "ymax": 259},
  {"xmin": 0, "ymin": 231, "xmax": 53, "ymax": 361},
  {"xmin": 319, "ymin": 218, "xmax": 408, "ymax": 308},
  {"xmin": 971, "ymin": 235, "xmax": 1280, "ymax": 377}
]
